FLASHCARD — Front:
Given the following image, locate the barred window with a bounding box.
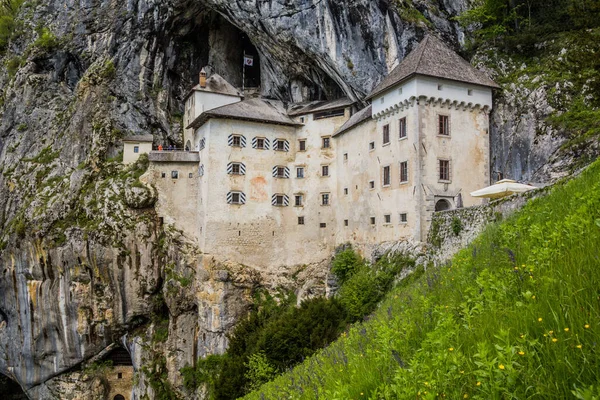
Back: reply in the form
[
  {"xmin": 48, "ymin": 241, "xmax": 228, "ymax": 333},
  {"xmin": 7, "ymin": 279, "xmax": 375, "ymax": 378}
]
[
  {"xmin": 439, "ymin": 159, "xmax": 450, "ymax": 181},
  {"xmin": 439, "ymin": 115, "xmax": 449, "ymax": 136}
]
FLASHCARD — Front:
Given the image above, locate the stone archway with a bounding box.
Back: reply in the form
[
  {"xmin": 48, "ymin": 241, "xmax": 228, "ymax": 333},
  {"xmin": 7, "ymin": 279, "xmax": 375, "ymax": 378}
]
[
  {"xmin": 114, "ymin": 395, "xmax": 125, "ymax": 400},
  {"xmin": 435, "ymin": 199, "xmax": 452, "ymax": 212}
]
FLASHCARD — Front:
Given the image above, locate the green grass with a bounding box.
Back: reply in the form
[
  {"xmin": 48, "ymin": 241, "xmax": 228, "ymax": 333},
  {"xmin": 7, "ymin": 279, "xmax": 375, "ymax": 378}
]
[{"xmin": 244, "ymin": 158, "xmax": 600, "ymax": 399}]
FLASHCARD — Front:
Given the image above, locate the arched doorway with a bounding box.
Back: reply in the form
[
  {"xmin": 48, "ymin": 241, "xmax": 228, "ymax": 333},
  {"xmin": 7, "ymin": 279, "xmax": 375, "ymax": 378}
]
[
  {"xmin": 114, "ymin": 395, "xmax": 125, "ymax": 400},
  {"xmin": 435, "ymin": 199, "xmax": 452, "ymax": 212}
]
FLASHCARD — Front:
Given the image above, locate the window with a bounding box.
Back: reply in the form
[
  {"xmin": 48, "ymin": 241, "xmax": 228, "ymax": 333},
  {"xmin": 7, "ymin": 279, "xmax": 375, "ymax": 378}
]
[
  {"xmin": 188, "ymin": 172, "xmax": 193, "ymax": 178},
  {"xmin": 300, "ymin": 117, "xmax": 305, "ymax": 123},
  {"xmin": 227, "ymin": 191, "xmax": 246, "ymax": 205},
  {"xmin": 298, "ymin": 216, "xmax": 305, "ymax": 225},
  {"xmin": 439, "ymin": 159, "xmax": 450, "ymax": 181},
  {"xmin": 369, "ymin": 180, "xmax": 375, "ymax": 189},
  {"xmin": 256, "ymin": 138, "xmax": 266, "ymax": 149},
  {"xmin": 468, "ymin": 89, "xmax": 473, "ymax": 96},
  {"xmin": 399, "ymin": 117, "xmax": 407, "ymax": 139},
  {"xmin": 134, "ymin": 146, "xmax": 139, "ymax": 153},
  {"xmin": 383, "ymin": 124, "xmax": 390, "ymax": 145},
  {"xmin": 296, "ymin": 167, "xmax": 305, "ymax": 178},
  {"xmin": 161, "ymin": 172, "xmax": 166, "ymax": 178},
  {"xmin": 400, "ymin": 161, "xmax": 408, "ymax": 183},
  {"xmin": 370, "ymin": 217, "xmax": 376, "ymax": 225},
  {"xmin": 343, "ymin": 152, "xmax": 348, "ymax": 161},
  {"xmin": 344, "ymin": 219, "xmax": 349, "ymax": 227},
  {"xmin": 383, "ymin": 165, "xmax": 391, "ymax": 186},
  {"xmin": 344, "ymin": 187, "xmax": 348, "ymax": 195},
  {"xmin": 273, "ymin": 166, "xmax": 290, "ymax": 179},
  {"xmin": 321, "ymin": 193, "xmax": 330, "ymax": 206},
  {"xmin": 171, "ymin": 171, "xmax": 179, "ymax": 179},
  {"xmin": 298, "ymin": 139, "xmax": 306, "ymax": 151},
  {"xmin": 295, "ymin": 194, "xmax": 304, "ymax": 207},
  {"xmin": 118, "ymin": 373, "xmax": 123, "ymax": 379},
  {"xmin": 232, "ymin": 135, "xmax": 242, "ymax": 147},
  {"xmin": 322, "ymin": 165, "xmax": 329, "ymax": 177},
  {"xmin": 369, "ymin": 141, "xmax": 375, "ymax": 151},
  {"xmin": 314, "ymin": 109, "xmax": 344, "ymax": 120},
  {"xmin": 274, "ymin": 139, "xmax": 289, "ymax": 152},
  {"xmin": 228, "ymin": 162, "xmax": 246, "ymax": 175},
  {"xmin": 384, "ymin": 214, "xmax": 391, "ymax": 224},
  {"xmin": 400, "ymin": 213, "xmax": 408, "ymax": 223},
  {"xmin": 439, "ymin": 115, "xmax": 449, "ymax": 136},
  {"xmin": 322, "ymin": 137, "xmax": 331, "ymax": 148},
  {"xmin": 320, "ymin": 223, "xmax": 327, "ymax": 228},
  {"xmin": 272, "ymin": 194, "xmax": 289, "ymax": 206}
]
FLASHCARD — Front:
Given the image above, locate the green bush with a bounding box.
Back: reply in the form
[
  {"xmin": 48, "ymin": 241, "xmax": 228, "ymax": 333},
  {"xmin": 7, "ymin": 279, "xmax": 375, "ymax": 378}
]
[
  {"xmin": 331, "ymin": 248, "xmax": 364, "ymax": 284},
  {"xmin": 33, "ymin": 27, "xmax": 58, "ymax": 52},
  {"xmin": 451, "ymin": 216, "xmax": 463, "ymax": 236},
  {"xmin": 0, "ymin": 0, "xmax": 24, "ymax": 53}
]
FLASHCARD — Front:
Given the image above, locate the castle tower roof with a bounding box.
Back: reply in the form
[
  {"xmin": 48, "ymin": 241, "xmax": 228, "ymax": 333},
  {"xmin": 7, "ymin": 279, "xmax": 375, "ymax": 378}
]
[
  {"xmin": 367, "ymin": 35, "xmax": 499, "ymax": 100},
  {"xmin": 184, "ymin": 73, "xmax": 243, "ymax": 100}
]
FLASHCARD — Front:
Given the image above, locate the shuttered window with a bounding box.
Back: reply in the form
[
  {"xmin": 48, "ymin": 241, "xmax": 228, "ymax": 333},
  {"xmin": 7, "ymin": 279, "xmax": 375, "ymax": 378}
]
[
  {"xmin": 227, "ymin": 191, "xmax": 246, "ymax": 205},
  {"xmin": 227, "ymin": 162, "xmax": 246, "ymax": 175},
  {"xmin": 274, "ymin": 139, "xmax": 290, "ymax": 152},
  {"xmin": 228, "ymin": 134, "xmax": 247, "ymax": 147},
  {"xmin": 272, "ymin": 165, "xmax": 290, "ymax": 178},
  {"xmin": 252, "ymin": 137, "xmax": 270, "ymax": 150},
  {"xmin": 272, "ymin": 194, "xmax": 289, "ymax": 206}
]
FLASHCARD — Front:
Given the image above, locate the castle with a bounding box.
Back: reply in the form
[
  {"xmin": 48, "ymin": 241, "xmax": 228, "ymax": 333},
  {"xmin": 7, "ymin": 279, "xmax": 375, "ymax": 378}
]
[{"xmin": 134, "ymin": 35, "xmax": 498, "ymax": 268}]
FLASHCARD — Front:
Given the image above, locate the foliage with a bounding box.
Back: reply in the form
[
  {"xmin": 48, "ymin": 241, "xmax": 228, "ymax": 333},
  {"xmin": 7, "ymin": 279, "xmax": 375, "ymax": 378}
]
[
  {"xmin": 244, "ymin": 352, "xmax": 277, "ymax": 392},
  {"xmin": 6, "ymin": 54, "xmax": 24, "ymax": 76},
  {"xmin": 331, "ymin": 248, "xmax": 364, "ymax": 284},
  {"xmin": 451, "ymin": 216, "xmax": 463, "ymax": 236},
  {"xmin": 243, "ymin": 158, "xmax": 600, "ymax": 399},
  {"xmin": 33, "ymin": 27, "xmax": 58, "ymax": 52},
  {"xmin": 0, "ymin": 0, "xmax": 23, "ymax": 53}
]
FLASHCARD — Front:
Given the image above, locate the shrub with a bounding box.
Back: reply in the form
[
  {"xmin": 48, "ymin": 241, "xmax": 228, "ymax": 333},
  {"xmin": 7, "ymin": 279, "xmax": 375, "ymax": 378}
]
[
  {"xmin": 451, "ymin": 216, "xmax": 463, "ymax": 236},
  {"xmin": 33, "ymin": 28, "xmax": 58, "ymax": 52},
  {"xmin": 331, "ymin": 248, "xmax": 364, "ymax": 284}
]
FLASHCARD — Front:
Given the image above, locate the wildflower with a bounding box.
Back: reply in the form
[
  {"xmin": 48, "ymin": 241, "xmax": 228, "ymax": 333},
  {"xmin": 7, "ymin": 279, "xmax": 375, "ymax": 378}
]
[
  {"xmin": 552, "ymin": 338, "xmax": 558, "ymax": 343},
  {"xmin": 514, "ymin": 266, "xmax": 519, "ymax": 270},
  {"xmin": 499, "ymin": 364, "xmax": 505, "ymax": 370},
  {"xmin": 360, "ymin": 393, "xmax": 364, "ymax": 396},
  {"xmin": 476, "ymin": 382, "xmax": 481, "ymax": 386},
  {"xmin": 585, "ymin": 324, "xmax": 590, "ymax": 329},
  {"xmin": 538, "ymin": 318, "xmax": 543, "ymax": 322},
  {"xmin": 460, "ymin": 370, "xmax": 464, "ymax": 374},
  {"xmin": 464, "ymin": 394, "xmax": 469, "ymax": 399},
  {"xmin": 549, "ymin": 330, "xmax": 554, "ymax": 335},
  {"xmin": 564, "ymin": 328, "xmax": 570, "ymax": 332},
  {"xmin": 576, "ymin": 344, "xmax": 582, "ymax": 349},
  {"xmin": 518, "ymin": 351, "xmax": 525, "ymax": 356},
  {"xmin": 532, "ymin": 295, "xmax": 536, "ymax": 299},
  {"xmin": 449, "ymin": 348, "xmax": 454, "ymax": 352}
]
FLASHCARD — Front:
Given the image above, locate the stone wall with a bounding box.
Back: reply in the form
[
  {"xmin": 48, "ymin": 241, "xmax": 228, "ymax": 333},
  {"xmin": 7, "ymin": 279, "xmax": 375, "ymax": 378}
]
[{"xmin": 427, "ymin": 187, "xmax": 548, "ymax": 263}]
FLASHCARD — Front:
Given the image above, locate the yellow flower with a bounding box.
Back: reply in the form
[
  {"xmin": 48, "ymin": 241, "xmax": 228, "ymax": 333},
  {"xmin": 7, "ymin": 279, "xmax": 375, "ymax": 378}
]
[
  {"xmin": 464, "ymin": 394, "xmax": 469, "ymax": 399},
  {"xmin": 476, "ymin": 382, "xmax": 481, "ymax": 386},
  {"xmin": 499, "ymin": 364, "xmax": 505, "ymax": 370},
  {"xmin": 532, "ymin": 295, "xmax": 536, "ymax": 299},
  {"xmin": 564, "ymin": 328, "xmax": 570, "ymax": 332},
  {"xmin": 518, "ymin": 351, "xmax": 525, "ymax": 356},
  {"xmin": 514, "ymin": 267, "xmax": 519, "ymax": 270},
  {"xmin": 552, "ymin": 338, "xmax": 558, "ymax": 343},
  {"xmin": 460, "ymin": 370, "xmax": 464, "ymax": 374},
  {"xmin": 549, "ymin": 330, "xmax": 554, "ymax": 335},
  {"xmin": 576, "ymin": 344, "xmax": 582, "ymax": 349},
  {"xmin": 585, "ymin": 324, "xmax": 590, "ymax": 329},
  {"xmin": 538, "ymin": 318, "xmax": 543, "ymax": 322},
  {"xmin": 449, "ymin": 348, "xmax": 454, "ymax": 352},
  {"xmin": 360, "ymin": 393, "xmax": 364, "ymax": 396}
]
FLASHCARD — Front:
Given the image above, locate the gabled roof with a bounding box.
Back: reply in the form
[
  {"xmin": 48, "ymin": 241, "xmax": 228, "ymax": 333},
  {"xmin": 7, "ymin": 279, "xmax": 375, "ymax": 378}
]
[
  {"xmin": 187, "ymin": 98, "xmax": 301, "ymax": 129},
  {"xmin": 123, "ymin": 134, "xmax": 154, "ymax": 143},
  {"xmin": 367, "ymin": 35, "xmax": 500, "ymax": 100},
  {"xmin": 288, "ymin": 97, "xmax": 355, "ymax": 116},
  {"xmin": 333, "ymin": 105, "xmax": 372, "ymax": 137},
  {"xmin": 184, "ymin": 74, "xmax": 243, "ymax": 100}
]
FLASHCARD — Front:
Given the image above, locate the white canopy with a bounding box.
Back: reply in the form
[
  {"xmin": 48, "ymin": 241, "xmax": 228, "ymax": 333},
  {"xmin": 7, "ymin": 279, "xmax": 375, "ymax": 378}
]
[{"xmin": 470, "ymin": 179, "xmax": 537, "ymax": 199}]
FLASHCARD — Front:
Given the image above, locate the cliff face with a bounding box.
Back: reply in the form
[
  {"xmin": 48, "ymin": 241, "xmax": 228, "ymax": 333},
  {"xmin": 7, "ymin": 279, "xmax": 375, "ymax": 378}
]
[{"xmin": 0, "ymin": 0, "xmax": 588, "ymax": 398}]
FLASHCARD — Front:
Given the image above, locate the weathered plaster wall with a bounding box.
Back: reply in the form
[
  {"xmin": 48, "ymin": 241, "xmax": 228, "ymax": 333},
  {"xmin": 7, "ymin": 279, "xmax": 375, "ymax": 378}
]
[{"xmin": 123, "ymin": 142, "xmax": 153, "ymax": 165}]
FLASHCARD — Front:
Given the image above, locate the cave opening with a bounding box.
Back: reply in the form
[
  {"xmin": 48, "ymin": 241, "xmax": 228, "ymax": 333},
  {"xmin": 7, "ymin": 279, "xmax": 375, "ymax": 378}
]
[{"xmin": 0, "ymin": 374, "xmax": 27, "ymax": 400}]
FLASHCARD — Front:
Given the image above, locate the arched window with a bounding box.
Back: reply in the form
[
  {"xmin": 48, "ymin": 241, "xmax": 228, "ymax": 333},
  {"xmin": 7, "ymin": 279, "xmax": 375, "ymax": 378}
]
[
  {"xmin": 185, "ymin": 140, "xmax": 192, "ymax": 151},
  {"xmin": 435, "ymin": 199, "xmax": 452, "ymax": 212},
  {"xmin": 114, "ymin": 395, "xmax": 125, "ymax": 400}
]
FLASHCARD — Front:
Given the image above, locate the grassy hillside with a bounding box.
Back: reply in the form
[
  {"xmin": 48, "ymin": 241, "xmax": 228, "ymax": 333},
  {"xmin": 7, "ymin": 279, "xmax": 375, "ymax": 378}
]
[{"xmin": 245, "ymin": 159, "xmax": 600, "ymax": 399}]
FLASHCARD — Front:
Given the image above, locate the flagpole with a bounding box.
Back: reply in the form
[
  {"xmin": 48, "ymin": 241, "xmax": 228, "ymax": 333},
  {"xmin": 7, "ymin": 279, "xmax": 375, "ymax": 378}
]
[{"xmin": 242, "ymin": 50, "xmax": 246, "ymax": 94}]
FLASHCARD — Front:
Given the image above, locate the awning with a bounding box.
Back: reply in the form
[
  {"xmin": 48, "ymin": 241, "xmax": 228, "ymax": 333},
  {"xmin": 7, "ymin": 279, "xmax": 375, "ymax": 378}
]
[{"xmin": 470, "ymin": 179, "xmax": 537, "ymax": 199}]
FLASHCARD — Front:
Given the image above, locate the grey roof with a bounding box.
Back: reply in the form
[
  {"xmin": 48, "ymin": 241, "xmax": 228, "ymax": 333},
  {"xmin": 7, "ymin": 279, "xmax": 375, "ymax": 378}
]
[
  {"xmin": 333, "ymin": 105, "xmax": 372, "ymax": 137},
  {"xmin": 184, "ymin": 74, "xmax": 243, "ymax": 100},
  {"xmin": 187, "ymin": 98, "xmax": 301, "ymax": 129},
  {"xmin": 367, "ymin": 35, "xmax": 500, "ymax": 100},
  {"xmin": 288, "ymin": 97, "xmax": 354, "ymax": 116},
  {"xmin": 123, "ymin": 134, "xmax": 154, "ymax": 143}
]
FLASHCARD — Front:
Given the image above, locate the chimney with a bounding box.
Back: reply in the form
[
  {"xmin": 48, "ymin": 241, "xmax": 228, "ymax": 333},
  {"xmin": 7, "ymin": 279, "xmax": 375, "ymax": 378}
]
[{"xmin": 199, "ymin": 68, "xmax": 207, "ymax": 88}]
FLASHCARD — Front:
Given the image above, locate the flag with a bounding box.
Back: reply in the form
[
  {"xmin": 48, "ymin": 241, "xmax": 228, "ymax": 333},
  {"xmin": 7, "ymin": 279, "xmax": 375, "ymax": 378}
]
[{"xmin": 244, "ymin": 55, "xmax": 254, "ymax": 67}]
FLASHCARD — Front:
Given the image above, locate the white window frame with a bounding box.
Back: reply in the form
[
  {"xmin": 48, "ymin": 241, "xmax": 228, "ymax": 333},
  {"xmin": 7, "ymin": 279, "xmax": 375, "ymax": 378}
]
[
  {"xmin": 399, "ymin": 161, "xmax": 408, "ymax": 184},
  {"xmin": 321, "ymin": 165, "xmax": 329, "ymax": 177},
  {"xmin": 321, "ymin": 193, "xmax": 330, "ymax": 206},
  {"xmin": 382, "ymin": 165, "xmax": 391, "ymax": 187},
  {"xmin": 296, "ymin": 166, "xmax": 305, "ymax": 178},
  {"xmin": 382, "ymin": 124, "xmax": 390, "ymax": 145},
  {"xmin": 399, "ymin": 117, "xmax": 407, "ymax": 140}
]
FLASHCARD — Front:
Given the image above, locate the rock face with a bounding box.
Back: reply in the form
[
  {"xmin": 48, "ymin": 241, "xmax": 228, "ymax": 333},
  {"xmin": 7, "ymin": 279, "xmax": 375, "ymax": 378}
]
[{"xmin": 0, "ymin": 0, "xmax": 586, "ymax": 398}]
